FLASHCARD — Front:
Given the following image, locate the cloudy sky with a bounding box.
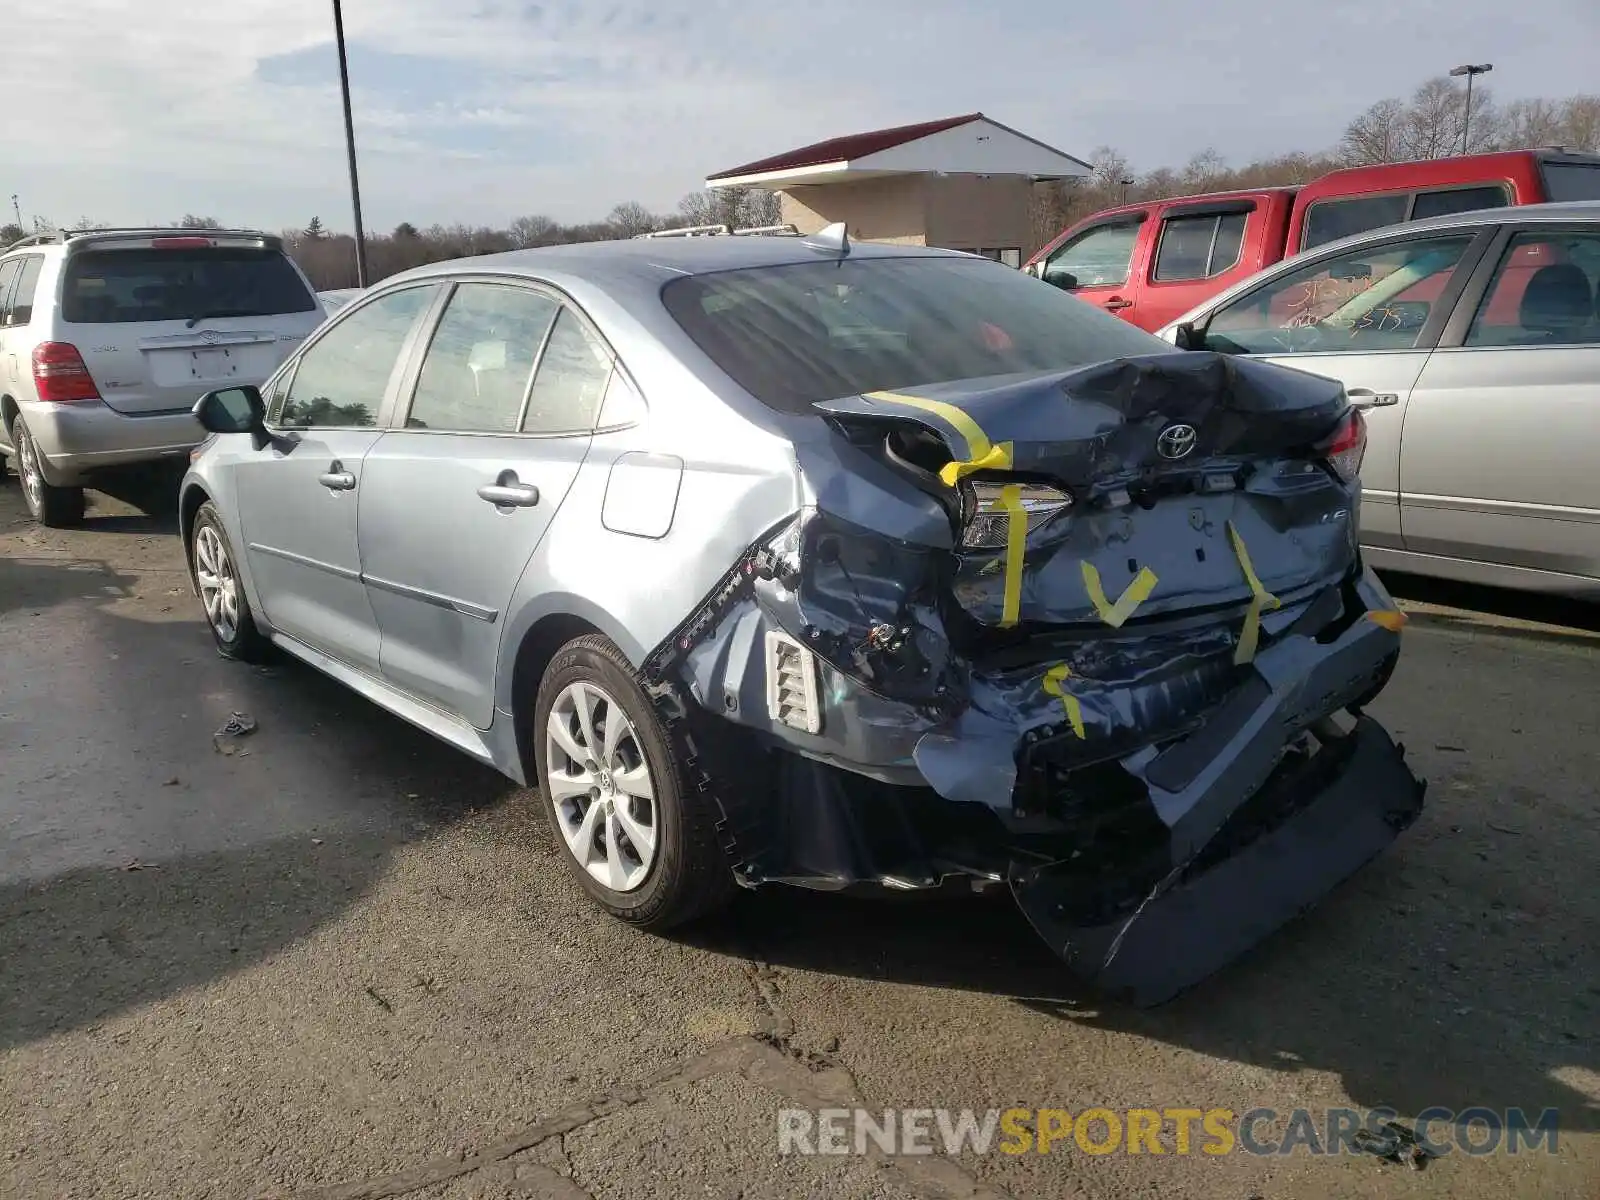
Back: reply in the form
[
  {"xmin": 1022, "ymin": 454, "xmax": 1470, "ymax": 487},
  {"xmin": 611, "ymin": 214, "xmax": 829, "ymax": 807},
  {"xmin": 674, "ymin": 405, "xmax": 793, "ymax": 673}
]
[{"xmin": 5, "ymin": 0, "xmax": 1597, "ymax": 235}]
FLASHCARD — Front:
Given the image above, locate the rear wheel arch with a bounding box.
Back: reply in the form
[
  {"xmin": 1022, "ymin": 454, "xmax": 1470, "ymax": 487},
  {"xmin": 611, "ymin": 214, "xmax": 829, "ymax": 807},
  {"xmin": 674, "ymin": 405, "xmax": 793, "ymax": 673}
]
[
  {"xmin": 510, "ymin": 613, "xmax": 606, "ymax": 779},
  {"xmin": 1, "ymin": 395, "xmax": 17, "ymax": 438}
]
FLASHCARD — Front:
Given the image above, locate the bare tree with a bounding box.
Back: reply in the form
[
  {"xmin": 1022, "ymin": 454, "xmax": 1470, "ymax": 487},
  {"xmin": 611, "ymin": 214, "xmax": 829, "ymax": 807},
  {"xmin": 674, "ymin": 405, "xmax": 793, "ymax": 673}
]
[
  {"xmin": 1559, "ymin": 95, "xmax": 1600, "ymax": 152},
  {"xmin": 740, "ymin": 188, "xmax": 782, "ymax": 226},
  {"xmin": 1179, "ymin": 148, "xmax": 1229, "ymax": 189},
  {"xmin": 174, "ymin": 214, "xmax": 223, "ymax": 228},
  {"xmin": 508, "ymin": 214, "xmax": 560, "ymax": 248},
  {"xmin": 1342, "ymin": 98, "xmax": 1408, "ymax": 165},
  {"xmin": 677, "ymin": 190, "xmax": 719, "ymax": 227},
  {"xmin": 607, "ymin": 201, "xmax": 659, "ymax": 239}
]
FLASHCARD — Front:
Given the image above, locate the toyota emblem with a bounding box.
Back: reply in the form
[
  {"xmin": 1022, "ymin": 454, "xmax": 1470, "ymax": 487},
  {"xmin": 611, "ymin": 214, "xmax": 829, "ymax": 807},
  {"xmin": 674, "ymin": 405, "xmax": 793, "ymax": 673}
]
[{"xmin": 1156, "ymin": 423, "xmax": 1197, "ymax": 460}]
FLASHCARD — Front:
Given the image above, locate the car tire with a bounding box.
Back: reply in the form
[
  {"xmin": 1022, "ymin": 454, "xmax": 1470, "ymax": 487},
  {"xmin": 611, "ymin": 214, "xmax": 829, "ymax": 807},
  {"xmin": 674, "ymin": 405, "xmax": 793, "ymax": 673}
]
[
  {"xmin": 190, "ymin": 501, "xmax": 271, "ymax": 662},
  {"xmin": 12, "ymin": 418, "xmax": 86, "ymax": 528},
  {"xmin": 534, "ymin": 633, "xmax": 735, "ymax": 930}
]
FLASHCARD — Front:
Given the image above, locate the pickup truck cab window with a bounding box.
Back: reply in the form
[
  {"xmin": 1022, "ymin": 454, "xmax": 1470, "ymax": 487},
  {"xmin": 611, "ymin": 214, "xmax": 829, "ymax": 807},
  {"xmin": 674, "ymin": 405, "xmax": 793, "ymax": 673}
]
[
  {"xmin": 1153, "ymin": 211, "xmax": 1249, "ymax": 282},
  {"xmin": 1041, "ymin": 221, "xmax": 1141, "ymax": 288}
]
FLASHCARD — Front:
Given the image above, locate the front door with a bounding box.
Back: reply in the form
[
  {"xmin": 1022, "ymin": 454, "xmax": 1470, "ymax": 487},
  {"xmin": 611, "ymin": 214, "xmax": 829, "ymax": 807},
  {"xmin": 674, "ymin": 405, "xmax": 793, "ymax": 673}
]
[
  {"xmin": 1399, "ymin": 225, "xmax": 1600, "ymax": 578},
  {"xmin": 1198, "ymin": 230, "xmax": 1485, "ymax": 550},
  {"xmin": 1037, "ymin": 215, "xmax": 1147, "ymax": 323},
  {"xmin": 358, "ymin": 281, "xmax": 612, "ymax": 728},
  {"xmin": 236, "ymin": 284, "xmax": 439, "ymax": 672}
]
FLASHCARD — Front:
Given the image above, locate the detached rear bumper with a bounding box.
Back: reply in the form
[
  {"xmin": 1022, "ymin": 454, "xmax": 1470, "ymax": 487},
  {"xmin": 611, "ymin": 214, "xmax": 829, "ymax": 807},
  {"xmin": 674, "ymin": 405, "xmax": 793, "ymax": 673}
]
[{"xmin": 1011, "ymin": 715, "xmax": 1425, "ymax": 1006}]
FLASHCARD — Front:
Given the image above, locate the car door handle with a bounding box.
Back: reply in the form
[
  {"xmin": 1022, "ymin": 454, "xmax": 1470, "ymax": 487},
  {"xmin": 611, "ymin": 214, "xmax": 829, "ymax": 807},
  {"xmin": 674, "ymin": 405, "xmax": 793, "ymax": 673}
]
[
  {"xmin": 1347, "ymin": 389, "xmax": 1400, "ymax": 410},
  {"xmin": 478, "ymin": 481, "xmax": 540, "ymax": 508},
  {"xmin": 318, "ymin": 468, "xmax": 357, "ymax": 490},
  {"xmin": 1103, "ymin": 298, "xmax": 1134, "ymax": 311}
]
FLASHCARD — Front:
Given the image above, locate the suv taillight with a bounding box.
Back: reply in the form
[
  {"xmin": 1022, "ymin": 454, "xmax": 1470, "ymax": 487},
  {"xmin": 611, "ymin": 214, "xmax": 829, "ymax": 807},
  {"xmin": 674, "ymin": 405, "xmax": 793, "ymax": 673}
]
[
  {"xmin": 1321, "ymin": 408, "xmax": 1367, "ymax": 483},
  {"xmin": 32, "ymin": 342, "xmax": 102, "ymax": 404}
]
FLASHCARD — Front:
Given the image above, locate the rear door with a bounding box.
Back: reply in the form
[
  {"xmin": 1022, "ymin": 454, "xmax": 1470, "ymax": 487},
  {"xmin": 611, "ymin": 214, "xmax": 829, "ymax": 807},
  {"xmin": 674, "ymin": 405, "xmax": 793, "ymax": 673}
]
[
  {"xmin": 1139, "ymin": 200, "xmax": 1257, "ymax": 331},
  {"xmin": 1398, "ymin": 223, "xmax": 1600, "ymax": 578},
  {"xmin": 0, "ymin": 257, "xmax": 26, "ymax": 447},
  {"xmin": 57, "ymin": 235, "xmax": 322, "ymax": 415},
  {"xmin": 1196, "ymin": 228, "xmax": 1493, "ymax": 550},
  {"xmin": 1036, "ymin": 213, "xmax": 1148, "ymax": 322},
  {"xmin": 358, "ymin": 280, "xmax": 610, "ymax": 728},
  {"xmin": 234, "ymin": 283, "xmax": 441, "ymax": 673}
]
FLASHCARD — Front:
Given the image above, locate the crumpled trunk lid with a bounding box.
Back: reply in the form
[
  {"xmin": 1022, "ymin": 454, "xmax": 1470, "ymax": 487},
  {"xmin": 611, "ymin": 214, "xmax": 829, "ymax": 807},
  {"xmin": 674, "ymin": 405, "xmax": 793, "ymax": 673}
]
[{"xmin": 814, "ymin": 351, "xmax": 1357, "ymax": 631}]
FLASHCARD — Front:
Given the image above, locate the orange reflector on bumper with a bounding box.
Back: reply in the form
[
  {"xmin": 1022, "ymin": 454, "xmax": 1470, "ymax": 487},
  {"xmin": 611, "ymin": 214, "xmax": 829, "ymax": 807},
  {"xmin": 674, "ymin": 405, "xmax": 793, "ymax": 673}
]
[{"xmin": 1367, "ymin": 609, "xmax": 1407, "ymax": 632}]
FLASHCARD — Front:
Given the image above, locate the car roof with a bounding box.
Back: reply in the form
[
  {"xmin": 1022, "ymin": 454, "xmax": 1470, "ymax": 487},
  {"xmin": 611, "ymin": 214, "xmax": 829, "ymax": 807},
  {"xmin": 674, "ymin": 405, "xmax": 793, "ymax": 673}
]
[{"xmin": 381, "ymin": 233, "xmax": 970, "ymax": 290}]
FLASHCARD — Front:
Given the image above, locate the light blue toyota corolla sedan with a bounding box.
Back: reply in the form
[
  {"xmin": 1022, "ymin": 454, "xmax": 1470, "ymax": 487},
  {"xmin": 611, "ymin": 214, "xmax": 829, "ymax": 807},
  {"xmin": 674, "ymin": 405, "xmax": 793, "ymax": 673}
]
[{"xmin": 178, "ymin": 228, "xmax": 1425, "ymax": 1005}]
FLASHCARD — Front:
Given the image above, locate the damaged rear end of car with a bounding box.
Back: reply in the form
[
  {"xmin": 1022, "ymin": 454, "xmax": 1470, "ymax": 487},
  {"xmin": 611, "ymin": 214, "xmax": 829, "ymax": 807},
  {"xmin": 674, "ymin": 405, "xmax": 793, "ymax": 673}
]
[{"xmin": 645, "ymin": 253, "xmax": 1425, "ymax": 1005}]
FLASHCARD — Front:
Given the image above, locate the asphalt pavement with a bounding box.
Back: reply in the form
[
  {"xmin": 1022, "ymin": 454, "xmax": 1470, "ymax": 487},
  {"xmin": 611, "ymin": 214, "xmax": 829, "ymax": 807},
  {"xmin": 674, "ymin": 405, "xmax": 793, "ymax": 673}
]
[{"xmin": 1, "ymin": 473, "xmax": 1596, "ymax": 1200}]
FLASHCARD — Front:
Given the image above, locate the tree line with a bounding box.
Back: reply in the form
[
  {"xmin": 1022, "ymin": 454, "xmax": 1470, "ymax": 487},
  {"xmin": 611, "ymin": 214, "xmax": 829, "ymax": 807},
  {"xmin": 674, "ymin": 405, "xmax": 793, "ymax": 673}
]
[
  {"xmin": 5, "ymin": 75, "xmax": 1596, "ymax": 286},
  {"xmin": 1030, "ymin": 78, "xmax": 1599, "ymax": 244}
]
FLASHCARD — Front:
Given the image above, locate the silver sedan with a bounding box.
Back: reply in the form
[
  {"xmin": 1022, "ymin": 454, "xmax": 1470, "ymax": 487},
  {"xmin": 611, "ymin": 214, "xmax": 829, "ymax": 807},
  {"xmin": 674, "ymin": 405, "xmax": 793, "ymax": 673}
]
[
  {"xmin": 179, "ymin": 231, "xmax": 1422, "ymax": 1004},
  {"xmin": 1159, "ymin": 200, "xmax": 1600, "ymax": 600}
]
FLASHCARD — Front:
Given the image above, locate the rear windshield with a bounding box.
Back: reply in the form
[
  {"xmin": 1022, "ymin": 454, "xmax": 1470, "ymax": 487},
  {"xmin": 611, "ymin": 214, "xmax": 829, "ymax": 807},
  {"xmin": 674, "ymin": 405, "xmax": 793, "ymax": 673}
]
[
  {"xmin": 1541, "ymin": 162, "xmax": 1600, "ymax": 202},
  {"xmin": 660, "ymin": 256, "xmax": 1168, "ymax": 412},
  {"xmin": 61, "ymin": 247, "xmax": 317, "ymax": 325}
]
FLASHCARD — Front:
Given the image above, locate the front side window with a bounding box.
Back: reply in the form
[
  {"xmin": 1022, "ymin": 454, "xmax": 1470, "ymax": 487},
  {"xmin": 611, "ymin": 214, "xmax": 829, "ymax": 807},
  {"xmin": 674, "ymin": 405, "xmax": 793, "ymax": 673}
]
[
  {"xmin": 1205, "ymin": 235, "xmax": 1475, "ymax": 355},
  {"xmin": 522, "ymin": 308, "xmax": 613, "ymax": 434},
  {"xmin": 661, "ymin": 255, "xmax": 1169, "ymax": 413},
  {"xmin": 275, "ymin": 286, "xmax": 436, "ymax": 429},
  {"xmin": 1042, "ymin": 222, "xmax": 1140, "ymax": 288},
  {"xmin": 1300, "ymin": 194, "xmax": 1409, "ymax": 251},
  {"xmin": 60, "ymin": 247, "xmax": 316, "ymax": 324},
  {"xmin": 406, "ymin": 283, "xmax": 558, "ymax": 432},
  {"xmin": 1465, "ymin": 231, "xmax": 1600, "ymax": 348},
  {"xmin": 1153, "ymin": 212, "xmax": 1249, "ymax": 281}
]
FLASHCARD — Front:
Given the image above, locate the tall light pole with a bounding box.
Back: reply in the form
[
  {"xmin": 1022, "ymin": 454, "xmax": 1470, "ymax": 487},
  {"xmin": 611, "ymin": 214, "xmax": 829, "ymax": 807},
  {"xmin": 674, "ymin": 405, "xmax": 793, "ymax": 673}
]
[
  {"xmin": 1119, "ymin": 178, "xmax": 1134, "ymax": 205},
  {"xmin": 332, "ymin": 0, "xmax": 369, "ymax": 287},
  {"xmin": 1449, "ymin": 63, "xmax": 1493, "ymax": 155}
]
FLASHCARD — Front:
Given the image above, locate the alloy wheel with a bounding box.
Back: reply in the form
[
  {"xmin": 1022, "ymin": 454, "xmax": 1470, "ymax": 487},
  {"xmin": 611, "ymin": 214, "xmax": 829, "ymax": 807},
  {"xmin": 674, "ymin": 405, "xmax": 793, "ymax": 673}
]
[
  {"xmin": 193, "ymin": 524, "xmax": 240, "ymax": 642},
  {"xmin": 16, "ymin": 428, "xmax": 44, "ymax": 516},
  {"xmin": 545, "ymin": 680, "xmax": 658, "ymax": 893}
]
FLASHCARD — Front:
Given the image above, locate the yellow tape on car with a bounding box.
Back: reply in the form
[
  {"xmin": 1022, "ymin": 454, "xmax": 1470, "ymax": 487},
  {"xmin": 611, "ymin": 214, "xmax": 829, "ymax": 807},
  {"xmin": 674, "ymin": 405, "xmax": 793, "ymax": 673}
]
[
  {"xmin": 1227, "ymin": 519, "xmax": 1281, "ymax": 664},
  {"xmin": 1080, "ymin": 562, "xmax": 1159, "ymax": 628},
  {"xmin": 1041, "ymin": 664, "xmax": 1086, "ymax": 739},
  {"xmin": 998, "ymin": 484, "xmax": 1026, "ymax": 627},
  {"xmin": 863, "ymin": 390, "xmax": 1014, "ymax": 485}
]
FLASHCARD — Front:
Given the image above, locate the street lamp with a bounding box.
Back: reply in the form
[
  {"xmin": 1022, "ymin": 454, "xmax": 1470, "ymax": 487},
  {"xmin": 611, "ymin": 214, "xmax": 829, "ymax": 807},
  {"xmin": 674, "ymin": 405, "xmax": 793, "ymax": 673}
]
[
  {"xmin": 1119, "ymin": 178, "xmax": 1135, "ymax": 205},
  {"xmin": 1448, "ymin": 63, "xmax": 1493, "ymax": 155},
  {"xmin": 332, "ymin": 0, "xmax": 369, "ymax": 287}
]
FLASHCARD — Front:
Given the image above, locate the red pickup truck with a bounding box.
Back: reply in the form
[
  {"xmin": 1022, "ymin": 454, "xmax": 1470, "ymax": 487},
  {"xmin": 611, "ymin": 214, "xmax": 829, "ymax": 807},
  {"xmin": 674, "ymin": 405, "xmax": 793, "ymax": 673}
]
[{"xmin": 1023, "ymin": 147, "xmax": 1600, "ymax": 331}]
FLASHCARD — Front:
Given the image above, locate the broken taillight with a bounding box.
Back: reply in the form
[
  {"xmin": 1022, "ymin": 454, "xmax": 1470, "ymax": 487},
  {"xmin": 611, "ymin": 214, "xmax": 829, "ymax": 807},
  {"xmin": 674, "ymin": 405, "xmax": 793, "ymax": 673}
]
[
  {"xmin": 1321, "ymin": 408, "xmax": 1367, "ymax": 484},
  {"xmin": 959, "ymin": 481, "xmax": 1073, "ymax": 549}
]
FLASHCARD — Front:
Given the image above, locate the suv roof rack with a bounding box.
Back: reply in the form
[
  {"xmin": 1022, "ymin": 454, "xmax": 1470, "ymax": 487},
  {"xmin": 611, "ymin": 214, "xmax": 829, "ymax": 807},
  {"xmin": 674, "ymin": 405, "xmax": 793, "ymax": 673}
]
[
  {"xmin": 635, "ymin": 223, "xmax": 801, "ymax": 240},
  {"xmin": 3, "ymin": 226, "xmax": 280, "ymax": 254}
]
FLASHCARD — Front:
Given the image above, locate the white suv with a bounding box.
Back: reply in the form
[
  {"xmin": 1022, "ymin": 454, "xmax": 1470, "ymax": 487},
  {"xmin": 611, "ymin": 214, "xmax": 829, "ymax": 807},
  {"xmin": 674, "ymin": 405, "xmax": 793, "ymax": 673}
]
[{"xmin": 0, "ymin": 228, "xmax": 325, "ymax": 526}]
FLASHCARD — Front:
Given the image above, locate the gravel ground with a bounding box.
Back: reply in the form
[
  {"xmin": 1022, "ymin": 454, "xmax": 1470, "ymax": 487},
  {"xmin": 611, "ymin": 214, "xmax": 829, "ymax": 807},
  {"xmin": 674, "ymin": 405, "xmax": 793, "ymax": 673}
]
[{"xmin": 1, "ymin": 474, "xmax": 1596, "ymax": 1200}]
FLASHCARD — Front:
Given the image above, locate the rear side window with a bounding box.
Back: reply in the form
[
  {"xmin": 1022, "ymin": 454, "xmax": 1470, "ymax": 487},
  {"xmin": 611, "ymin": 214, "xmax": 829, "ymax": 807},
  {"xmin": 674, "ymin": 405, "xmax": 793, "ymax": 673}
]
[
  {"xmin": 61, "ymin": 247, "xmax": 316, "ymax": 325},
  {"xmin": 661, "ymin": 256, "xmax": 1169, "ymax": 413},
  {"xmin": 1410, "ymin": 185, "xmax": 1509, "ymax": 220},
  {"xmin": 0, "ymin": 260, "xmax": 21, "ymax": 323},
  {"xmin": 1465, "ymin": 231, "xmax": 1600, "ymax": 347},
  {"xmin": 1153, "ymin": 212, "xmax": 1249, "ymax": 281},
  {"xmin": 522, "ymin": 309, "xmax": 612, "ymax": 434},
  {"xmin": 7, "ymin": 256, "xmax": 44, "ymax": 326},
  {"xmin": 1541, "ymin": 162, "xmax": 1600, "ymax": 201},
  {"xmin": 1301, "ymin": 194, "xmax": 1409, "ymax": 251}
]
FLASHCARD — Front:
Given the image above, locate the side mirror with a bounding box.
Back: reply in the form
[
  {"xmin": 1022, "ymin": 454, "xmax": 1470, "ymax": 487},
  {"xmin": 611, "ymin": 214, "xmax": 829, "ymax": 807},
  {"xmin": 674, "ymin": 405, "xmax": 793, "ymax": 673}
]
[
  {"xmin": 1172, "ymin": 321, "xmax": 1205, "ymax": 351},
  {"xmin": 194, "ymin": 385, "xmax": 266, "ymax": 437},
  {"xmin": 1043, "ymin": 270, "xmax": 1078, "ymax": 291}
]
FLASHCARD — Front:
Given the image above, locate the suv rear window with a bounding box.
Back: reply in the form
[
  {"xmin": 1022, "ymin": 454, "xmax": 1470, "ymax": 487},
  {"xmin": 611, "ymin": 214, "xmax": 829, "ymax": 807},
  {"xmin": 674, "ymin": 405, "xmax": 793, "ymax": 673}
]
[
  {"xmin": 61, "ymin": 247, "xmax": 316, "ymax": 325},
  {"xmin": 661, "ymin": 256, "xmax": 1168, "ymax": 413},
  {"xmin": 1541, "ymin": 162, "xmax": 1600, "ymax": 202}
]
